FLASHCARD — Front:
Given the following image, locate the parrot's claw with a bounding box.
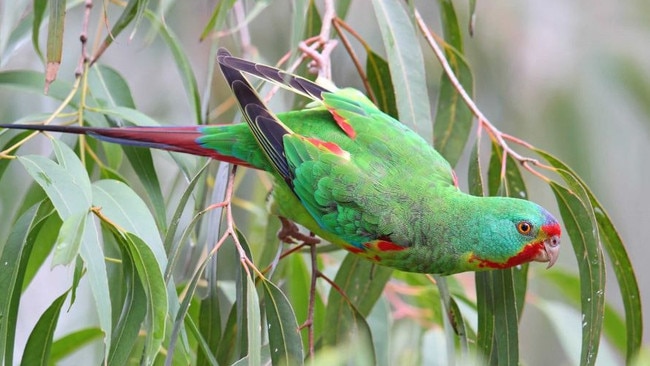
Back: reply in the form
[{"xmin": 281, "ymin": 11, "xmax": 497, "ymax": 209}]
[{"xmin": 278, "ymin": 217, "xmax": 321, "ymax": 245}]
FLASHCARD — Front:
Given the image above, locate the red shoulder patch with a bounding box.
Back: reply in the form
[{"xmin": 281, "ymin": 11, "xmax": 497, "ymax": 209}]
[
  {"xmin": 305, "ymin": 137, "xmax": 350, "ymax": 159},
  {"xmin": 328, "ymin": 108, "xmax": 357, "ymax": 139},
  {"xmin": 364, "ymin": 239, "xmax": 406, "ymax": 252}
]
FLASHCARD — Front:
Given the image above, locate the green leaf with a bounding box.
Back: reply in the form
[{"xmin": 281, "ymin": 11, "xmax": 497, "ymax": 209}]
[
  {"xmin": 467, "ymin": 142, "xmax": 484, "ymax": 197},
  {"xmin": 433, "ymin": 45, "xmax": 473, "ymax": 166},
  {"xmin": 144, "ymin": 10, "xmax": 202, "ymax": 124},
  {"xmin": 550, "ymin": 182, "xmax": 604, "ymax": 366},
  {"xmin": 17, "ymin": 155, "xmax": 91, "ymax": 219},
  {"xmin": 467, "ymin": 139, "xmax": 497, "ymax": 365},
  {"xmin": 434, "ymin": 274, "xmax": 468, "ymax": 362},
  {"xmin": 31, "ymin": 0, "xmax": 47, "ymax": 61},
  {"xmin": 92, "ymin": 180, "xmax": 165, "ymax": 265},
  {"xmin": 196, "ymin": 282, "xmax": 221, "ymax": 366},
  {"xmin": 245, "ymin": 274, "xmax": 261, "ymax": 366},
  {"xmin": 51, "ymin": 139, "xmax": 92, "ymax": 201},
  {"xmin": 199, "ymin": 0, "xmax": 237, "ymax": 41},
  {"xmin": 118, "ymin": 232, "xmax": 168, "ymax": 364},
  {"xmin": 536, "ymin": 149, "xmax": 642, "ymax": 362},
  {"xmin": 328, "ymin": 254, "xmax": 392, "ymax": 317},
  {"xmin": 52, "ymin": 211, "xmax": 88, "ymax": 266},
  {"xmin": 491, "ymin": 269, "xmax": 519, "ymax": 365},
  {"xmin": 434, "ymin": 0, "xmax": 474, "ymax": 167},
  {"xmin": 261, "ymin": 278, "xmax": 304, "ymax": 365},
  {"xmin": 107, "ymin": 252, "xmax": 147, "ymax": 366},
  {"xmin": 372, "ymin": 0, "xmax": 432, "ymax": 127},
  {"xmin": 366, "ymin": 50, "xmax": 399, "ymax": 119},
  {"xmin": 0, "ymin": 130, "xmax": 34, "ymax": 181},
  {"xmin": 323, "ymin": 254, "xmax": 387, "ymax": 361},
  {"xmin": 289, "ymin": 0, "xmax": 309, "ymax": 58},
  {"xmin": 20, "ymin": 290, "xmax": 69, "ymax": 366},
  {"xmin": 94, "ymin": 0, "xmax": 143, "ymax": 60},
  {"xmin": 0, "ymin": 201, "xmax": 54, "ymax": 366},
  {"xmin": 543, "ymin": 269, "xmax": 627, "ymax": 356},
  {"xmin": 44, "ymin": 0, "xmax": 65, "ymax": 90},
  {"xmin": 78, "ymin": 215, "xmax": 112, "ymax": 360},
  {"xmin": 217, "ymin": 305, "xmax": 239, "ymax": 365},
  {"xmin": 0, "ymin": 70, "xmax": 75, "ymax": 104},
  {"xmin": 474, "ymin": 272, "xmax": 497, "ymax": 364},
  {"xmin": 50, "ymin": 328, "xmax": 104, "ymax": 364},
  {"xmin": 22, "ymin": 207, "xmax": 61, "ymax": 290}
]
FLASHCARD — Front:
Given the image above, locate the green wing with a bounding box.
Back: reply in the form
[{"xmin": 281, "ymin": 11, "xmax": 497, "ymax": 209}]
[{"xmin": 216, "ymin": 48, "xmax": 456, "ymax": 249}]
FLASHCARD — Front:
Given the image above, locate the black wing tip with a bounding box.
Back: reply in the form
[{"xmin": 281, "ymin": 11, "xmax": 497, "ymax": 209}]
[{"xmin": 215, "ymin": 48, "xmax": 331, "ymax": 100}]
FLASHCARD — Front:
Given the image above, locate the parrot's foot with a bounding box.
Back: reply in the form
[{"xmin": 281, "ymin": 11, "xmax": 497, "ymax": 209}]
[
  {"xmin": 298, "ymin": 38, "xmax": 338, "ymax": 80},
  {"xmin": 278, "ymin": 217, "xmax": 321, "ymax": 245}
]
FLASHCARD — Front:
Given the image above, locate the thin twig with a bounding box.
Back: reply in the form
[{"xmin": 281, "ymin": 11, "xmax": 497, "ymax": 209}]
[
  {"xmin": 331, "ymin": 17, "xmax": 376, "ymax": 103},
  {"xmin": 75, "ymin": 0, "xmax": 93, "ymax": 77},
  {"xmin": 301, "ymin": 243, "xmax": 319, "ymax": 359},
  {"xmin": 413, "ymin": 9, "xmax": 546, "ymax": 180}
]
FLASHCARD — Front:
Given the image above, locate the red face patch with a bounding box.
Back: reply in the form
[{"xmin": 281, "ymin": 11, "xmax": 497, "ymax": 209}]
[{"xmin": 541, "ymin": 223, "xmax": 561, "ymax": 237}]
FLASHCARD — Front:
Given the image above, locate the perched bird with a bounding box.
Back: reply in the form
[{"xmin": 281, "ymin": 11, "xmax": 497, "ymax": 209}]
[{"xmin": 0, "ymin": 48, "xmax": 560, "ymax": 275}]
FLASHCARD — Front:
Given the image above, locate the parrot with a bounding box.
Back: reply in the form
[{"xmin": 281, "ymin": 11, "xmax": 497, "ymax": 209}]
[{"xmin": 0, "ymin": 48, "xmax": 560, "ymax": 275}]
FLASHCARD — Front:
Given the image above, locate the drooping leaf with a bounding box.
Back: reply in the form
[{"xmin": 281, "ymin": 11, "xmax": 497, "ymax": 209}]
[
  {"xmin": 0, "ymin": 201, "xmax": 54, "ymax": 366},
  {"xmin": 245, "ymin": 274, "xmax": 261, "ymax": 366},
  {"xmin": 261, "ymin": 278, "xmax": 304, "ymax": 365},
  {"xmin": 52, "ymin": 211, "xmax": 88, "ymax": 266},
  {"xmin": 536, "ymin": 148, "xmax": 641, "ymax": 362},
  {"xmin": 107, "ymin": 252, "xmax": 147, "ymax": 366},
  {"xmin": 366, "ymin": 50, "xmax": 398, "ymax": 119},
  {"xmin": 372, "ymin": 0, "xmax": 431, "ymax": 128},
  {"xmin": 434, "ymin": 0, "xmax": 474, "ymax": 171},
  {"xmin": 20, "ymin": 290, "xmax": 70, "ymax": 366},
  {"xmin": 44, "ymin": 0, "xmax": 65, "ymax": 91},
  {"xmin": 550, "ymin": 182, "xmax": 604, "ymax": 366},
  {"xmin": 50, "ymin": 328, "xmax": 105, "ymax": 364}
]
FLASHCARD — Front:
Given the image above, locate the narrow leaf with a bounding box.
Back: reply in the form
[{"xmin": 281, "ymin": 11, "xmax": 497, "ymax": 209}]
[
  {"xmin": 372, "ymin": 0, "xmax": 431, "ymax": 127},
  {"xmin": 50, "ymin": 328, "xmax": 104, "ymax": 363},
  {"xmin": 17, "ymin": 155, "xmax": 91, "ymax": 218},
  {"xmin": 52, "ymin": 211, "xmax": 88, "ymax": 266},
  {"xmin": 45, "ymin": 0, "xmax": 65, "ymax": 91},
  {"xmin": 366, "ymin": 50, "xmax": 399, "ymax": 119},
  {"xmin": 144, "ymin": 10, "xmax": 202, "ymax": 124},
  {"xmin": 550, "ymin": 182, "xmax": 604, "ymax": 366},
  {"xmin": 121, "ymin": 232, "xmax": 168, "ymax": 364},
  {"xmin": 246, "ymin": 274, "xmax": 261, "ymax": 366},
  {"xmin": 261, "ymin": 278, "xmax": 304, "ymax": 365},
  {"xmin": 536, "ymin": 148, "xmax": 642, "ymax": 362},
  {"xmin": 0, "ymin": 202, "xmax": 54, "ymax": 366},
  {"xmin": 107, "ymin": 253, "xmax": 147, "ymax": 366},
  {"xmin": 32, "ymin": 0, "xmax": 48, "ymax": 61},
  {"xmin": 20, "ymin": 290, "xmax": 69, "ymax": 366}
]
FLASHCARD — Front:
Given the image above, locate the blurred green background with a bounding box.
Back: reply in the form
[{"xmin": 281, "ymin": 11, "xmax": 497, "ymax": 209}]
[{"xmin": 0, "ymin": 0, "xmax": 647, "ymax": 364}]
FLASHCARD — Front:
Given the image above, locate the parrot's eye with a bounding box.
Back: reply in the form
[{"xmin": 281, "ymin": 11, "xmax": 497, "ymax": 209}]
[{"xmin": 516, "ymin": 221, "xmax": 533, "ymax": 235}]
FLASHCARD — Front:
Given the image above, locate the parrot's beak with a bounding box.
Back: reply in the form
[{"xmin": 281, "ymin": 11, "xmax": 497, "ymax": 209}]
[{"xmin": 533, "ymin": 235, "xmax": 561, "ymax": 268}]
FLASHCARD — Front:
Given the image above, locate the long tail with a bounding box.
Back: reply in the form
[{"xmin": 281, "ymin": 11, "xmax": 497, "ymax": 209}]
[{"xmin": 0, "ymin": 123, "xmax": 251, "ymax": 166}]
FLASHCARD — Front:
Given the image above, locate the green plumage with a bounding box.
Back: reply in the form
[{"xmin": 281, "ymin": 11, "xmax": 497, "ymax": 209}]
[{"xmin": 0, "ymin": 49, "xmax": 561, "ymax": 275}]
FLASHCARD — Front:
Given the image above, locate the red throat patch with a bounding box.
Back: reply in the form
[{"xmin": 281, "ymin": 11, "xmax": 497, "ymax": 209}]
[{"xmin": 469, "ymin": 242, "xmax": 545, "ymax": 269}]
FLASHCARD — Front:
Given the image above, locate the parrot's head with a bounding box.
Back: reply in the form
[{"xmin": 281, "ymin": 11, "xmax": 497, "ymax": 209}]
[{"xmin": 464, "ymin": 197, "xmax": 561, "ymax": 271}]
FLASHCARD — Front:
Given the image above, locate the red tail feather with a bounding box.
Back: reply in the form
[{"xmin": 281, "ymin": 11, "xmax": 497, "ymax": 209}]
[{"xmin": 0, "ymin": 124, "xmax": 252, "ymax": 167}]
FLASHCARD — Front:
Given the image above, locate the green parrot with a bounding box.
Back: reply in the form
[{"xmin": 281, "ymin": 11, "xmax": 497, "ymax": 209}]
[{"xmin": 0, "ymin": 48, "xmax": 560, "ymax": 275}]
